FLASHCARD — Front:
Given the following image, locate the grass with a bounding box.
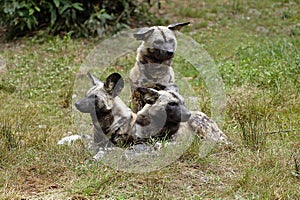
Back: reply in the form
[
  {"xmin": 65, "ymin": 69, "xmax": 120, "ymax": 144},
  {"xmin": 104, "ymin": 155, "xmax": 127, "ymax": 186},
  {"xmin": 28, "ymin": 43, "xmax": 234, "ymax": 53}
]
[{"xmin": 0, "ymin": 0, "xmax": 300, "ymax": 199}]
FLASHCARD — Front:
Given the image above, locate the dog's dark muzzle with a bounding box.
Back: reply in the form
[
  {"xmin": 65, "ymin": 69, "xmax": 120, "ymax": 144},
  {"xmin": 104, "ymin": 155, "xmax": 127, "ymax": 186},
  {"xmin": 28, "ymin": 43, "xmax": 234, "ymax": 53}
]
[
  {"xmin": 75, "ymin": 97, "xmax": 96, "ymax": 113},
  {"xmin": 166, "ymin": 51, "xmax": 174, "ymax": 57},
  {"xmin": 151, "ymin": 48, "xmax": 174, "ymax": 60},
  {"xmin": 181, "ymin": 111, "xmax": 191, "ymax": 122},
  {"xmin": 166, "ymin": 104, "xmax": 191, "ymax": 123}
]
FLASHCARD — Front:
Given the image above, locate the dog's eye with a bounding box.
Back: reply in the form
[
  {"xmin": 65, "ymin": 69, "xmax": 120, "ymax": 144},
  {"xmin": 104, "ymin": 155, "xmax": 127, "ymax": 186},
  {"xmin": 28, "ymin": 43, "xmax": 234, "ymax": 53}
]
[
  {"xmin": 168, "ymin": 38, "xmax": 175, "ymax": 44},
  {"xmin": 168, "ymin": 102, "xmax": 178, "ymax": 106}
]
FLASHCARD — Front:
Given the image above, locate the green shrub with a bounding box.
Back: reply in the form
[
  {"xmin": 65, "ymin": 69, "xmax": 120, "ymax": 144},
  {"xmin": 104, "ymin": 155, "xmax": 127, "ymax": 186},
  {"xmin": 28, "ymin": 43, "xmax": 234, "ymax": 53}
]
[
  {"xmin": 0, "ymin": 0, "xmax": 40, "ymax": 36},
  {"xmin": 0, "ymin": 0, "xmax": 160, "ymax": 39}
]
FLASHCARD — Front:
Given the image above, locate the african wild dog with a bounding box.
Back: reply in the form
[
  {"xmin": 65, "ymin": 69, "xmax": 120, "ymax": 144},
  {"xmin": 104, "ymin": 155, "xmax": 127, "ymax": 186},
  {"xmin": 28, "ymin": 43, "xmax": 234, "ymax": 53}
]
[
  {"xmin": 129, "ymin": 22, "xmax": 190, "ymax": 112},
  {"xmin": 74, "ymin": 73, "xmax": 226, "ymax": 148},
  {"xmin": 75, "ymin": 72, "xmax": 135, "ymax": 147},
  {"xmin": 134, "ymin": 86, "xmax": 228, "ymax": 143},
  {"xmin": 134, "ymin": 86, "xmax": 191, "ymax": 141}
]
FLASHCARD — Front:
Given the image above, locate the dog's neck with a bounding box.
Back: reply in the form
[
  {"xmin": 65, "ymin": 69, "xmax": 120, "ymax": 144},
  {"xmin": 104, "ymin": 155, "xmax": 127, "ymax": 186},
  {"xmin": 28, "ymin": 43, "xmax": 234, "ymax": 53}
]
[
  {"xmin": 136, "ymin": 109, "xmax": 181, "ymax": 140},
  {"xmin": 157, "ymin": 121, "xmax": 180, "ymax": 139},
  {"xmin": 139, "ymin": 56, "xmax": 172, "ymax": 66},
  {"xmin": 90, "ymin": 109, "xmax": 113, "ymax": 135},
  {"xmin": 137, "ymin": 61, "xmax": 171, "ymax": 82}
]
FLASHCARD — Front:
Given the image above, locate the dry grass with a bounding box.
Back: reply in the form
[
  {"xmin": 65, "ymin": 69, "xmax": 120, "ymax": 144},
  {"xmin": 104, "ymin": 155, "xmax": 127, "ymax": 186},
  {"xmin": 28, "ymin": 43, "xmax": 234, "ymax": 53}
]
[{"xmin": 0, "ymin": 0, "xmax": 300, "ymax": 199}]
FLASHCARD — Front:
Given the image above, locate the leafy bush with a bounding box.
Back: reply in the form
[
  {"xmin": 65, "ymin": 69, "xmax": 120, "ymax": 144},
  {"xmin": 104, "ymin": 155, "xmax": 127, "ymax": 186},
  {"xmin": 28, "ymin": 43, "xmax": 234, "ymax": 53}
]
[{"xmin": 0, "ymin": 0, "xmax": 160, "ymax": 39}]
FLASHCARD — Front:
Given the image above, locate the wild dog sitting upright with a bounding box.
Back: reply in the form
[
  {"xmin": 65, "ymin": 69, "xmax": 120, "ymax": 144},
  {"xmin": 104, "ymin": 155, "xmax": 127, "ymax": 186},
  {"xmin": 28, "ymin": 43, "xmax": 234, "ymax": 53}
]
[
  {"xmin": 129, "ymin": 22, "xmax": 190, "ymax": 112},
  {"xmin": 75, "ymin": 72, "xmax": 134, "ymax": 146}
]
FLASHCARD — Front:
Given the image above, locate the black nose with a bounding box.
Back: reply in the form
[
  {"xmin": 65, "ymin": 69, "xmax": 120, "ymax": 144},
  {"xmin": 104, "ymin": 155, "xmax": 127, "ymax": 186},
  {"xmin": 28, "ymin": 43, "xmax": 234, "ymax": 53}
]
[
  {"xmin": 75, "ymin": 101, "xmax": 81, "ymax": 108},
  {"xmin": 75, "ymin": 101, "xmax": 85, "ymax": 112},
  {"xmin": 181, "ymin": 112, "xmax": 191, "ymax": 122},
  {"xmin": 167, "ymin": 51, "xmax": 174, "ymax": 57}
]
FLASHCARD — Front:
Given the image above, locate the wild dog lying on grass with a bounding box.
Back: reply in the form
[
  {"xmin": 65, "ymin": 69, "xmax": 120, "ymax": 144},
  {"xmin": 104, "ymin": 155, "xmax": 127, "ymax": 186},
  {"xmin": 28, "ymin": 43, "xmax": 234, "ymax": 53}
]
[
  {"xmin": 75, "ymin": 72, "xmax": 135, "ymax": 147},
  {"xmin": 135, "ymin": 87, "xmax": 228, "ymax": 143},
  {"xmin": 129, "ymin": 22, "xmax": 190, "ymax": 112}
]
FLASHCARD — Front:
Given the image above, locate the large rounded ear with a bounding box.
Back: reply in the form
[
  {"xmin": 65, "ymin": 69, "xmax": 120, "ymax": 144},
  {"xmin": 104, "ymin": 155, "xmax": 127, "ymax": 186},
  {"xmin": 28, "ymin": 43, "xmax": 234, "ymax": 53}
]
[
  {"xmin": 133, "ymin": 28, "xmax": 155, "ymax": 41},
  {"xmin": 168, "ymin": 22, "xmax": 190, "ymax": 31},
  {"xmin": 136, "ymin": 87, "xmax": 159, "ymax": 105},
  {"xmin": 104, "ymin": 73, "xmax": 124, "ymax": 97},
  {"xmin": 87, "ymin": 72, "xmax": 102, "ymax": 86}
]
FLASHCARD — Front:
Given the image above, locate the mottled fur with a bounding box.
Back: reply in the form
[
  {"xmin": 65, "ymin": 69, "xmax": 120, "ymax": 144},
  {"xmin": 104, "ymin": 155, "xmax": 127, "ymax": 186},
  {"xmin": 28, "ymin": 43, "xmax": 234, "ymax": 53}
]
[
  {"xmin": 134, "ymin": 87, "xmax": 228, "ymax": 143},
  {"xmin": 187, "ymin": 111, "xmax": 228, "ymax": 143},
  {"xmin": 75, "ymin": 73, "xmax": 135, "ymax": 147},
  {"xmin": 75, "ymin": 73, "xmax": 193, "ymax": 146},
  {"xmin": 134, "ymin": 87, "xmax": 191, "ymax": 140},
  {"xmin": 75, "ymin": 73, "xmax": 227, "ymax": 147},
  {"xmin": 129, "ymin": 22, "xmax": 190, "ymax": 113}
]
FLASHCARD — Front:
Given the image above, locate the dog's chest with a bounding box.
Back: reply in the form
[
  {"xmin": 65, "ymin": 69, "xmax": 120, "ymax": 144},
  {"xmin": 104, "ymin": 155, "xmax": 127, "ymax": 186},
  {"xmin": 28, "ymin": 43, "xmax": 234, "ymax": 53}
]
[{"xmin": 131, "ymin": 62, "xmax": 175, "ymax": 88}]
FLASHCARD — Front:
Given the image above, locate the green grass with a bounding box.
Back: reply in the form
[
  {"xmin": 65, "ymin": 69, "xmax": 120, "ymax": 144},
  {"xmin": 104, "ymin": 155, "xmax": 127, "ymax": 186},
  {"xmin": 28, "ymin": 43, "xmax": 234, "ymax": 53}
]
[{"xmin": 1, "ymin": 0, "xmax": 300, "ymax": 199}]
